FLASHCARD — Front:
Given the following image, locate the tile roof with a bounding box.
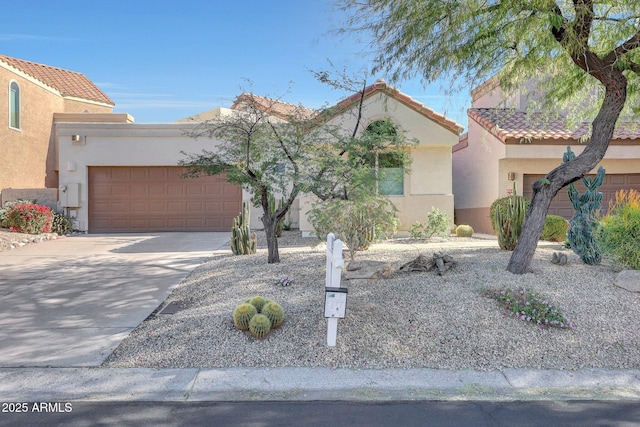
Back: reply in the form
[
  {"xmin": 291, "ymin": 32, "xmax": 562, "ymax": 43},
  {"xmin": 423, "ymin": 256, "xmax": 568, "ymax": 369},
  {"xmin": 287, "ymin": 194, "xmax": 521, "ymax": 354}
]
[
  {"xmin": 231, "ymin": 93, "xmax": 316, "ymax": 121},
  {"xmin": 0, "ymin": 54, "xmax": 114, "ymax": 106},
  {"xmin": 324, "ymin": 79, "xmax": 463, "ymax": 134},
  {"xmin": 469, "ymin": 108, "xmax": 640, "ymax": 142},
  {"xmin": 231, "ymin": 79, "xmax": 463, "ymax": 135}
]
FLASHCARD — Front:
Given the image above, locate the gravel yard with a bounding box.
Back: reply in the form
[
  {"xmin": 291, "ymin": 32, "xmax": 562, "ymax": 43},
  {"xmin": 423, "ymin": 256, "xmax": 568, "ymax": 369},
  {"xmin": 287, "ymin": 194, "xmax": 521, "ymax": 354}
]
[{"xmin": 103, "ymin": 232, "xmax": 640, "ymax": 371}]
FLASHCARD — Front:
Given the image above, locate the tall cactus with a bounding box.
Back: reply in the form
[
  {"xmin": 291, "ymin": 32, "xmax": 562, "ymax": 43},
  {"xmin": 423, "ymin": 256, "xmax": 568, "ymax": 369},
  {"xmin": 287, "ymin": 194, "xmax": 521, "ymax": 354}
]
[
  {"xmin": 495, "ymin": 191, "xmax": 527, "ymax": 251},
  {"xmin": 563, "ymin": 146, "xmax": 604, "ymax": 265},
  {"xmin": 231, "ymin": 201, "xmax": 257, "ymax": 255},
  {"xmin": 267, "ymin": 193, "xmax": 285, "ymax": 238}
]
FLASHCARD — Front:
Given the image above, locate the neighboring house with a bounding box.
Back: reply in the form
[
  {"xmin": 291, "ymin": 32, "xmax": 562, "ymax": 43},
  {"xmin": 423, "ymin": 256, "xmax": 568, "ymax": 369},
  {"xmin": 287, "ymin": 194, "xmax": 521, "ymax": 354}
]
[
  {"xmin": 57, "ymin": 79, "xmax": 462, "ymax": 234},
  {"xmin": 453, "ymin": 81, "xmax": 640, "ymax": 234},
  {"xmin": 0, "ymin": 54, "xmax": 115, "ymax": 206}
]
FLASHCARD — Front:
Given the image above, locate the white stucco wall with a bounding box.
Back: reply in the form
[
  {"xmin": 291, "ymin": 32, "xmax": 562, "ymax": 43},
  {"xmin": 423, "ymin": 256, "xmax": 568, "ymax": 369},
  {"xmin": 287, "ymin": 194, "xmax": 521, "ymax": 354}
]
[{"xmin": 56, "ymin": 122, "xmax": 243, "ymax": 231}]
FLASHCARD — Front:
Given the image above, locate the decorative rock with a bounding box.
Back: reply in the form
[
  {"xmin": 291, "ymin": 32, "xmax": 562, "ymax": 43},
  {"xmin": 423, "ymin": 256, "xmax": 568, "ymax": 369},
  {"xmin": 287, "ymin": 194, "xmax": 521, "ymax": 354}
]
[
  {"xmin": 344, "ymin": 261, "xmax": 394, "ymax": 280},
  {"xmin": 551, "ymin": 252, "xmax": 568, "ymax": 266},
  {"xmin": 399, "ymin": 252, "xmax": 457, "ymax": 275},
  {"xmin": 614, "ymin": 270, "xmax": 640, "ymax": 293}
]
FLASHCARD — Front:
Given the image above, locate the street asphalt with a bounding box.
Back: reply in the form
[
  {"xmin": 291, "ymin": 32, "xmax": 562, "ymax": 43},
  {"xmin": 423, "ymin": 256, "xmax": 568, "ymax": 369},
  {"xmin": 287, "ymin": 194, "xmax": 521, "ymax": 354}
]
[{"xmin": 0, "ymin": 233, "xmax": 639, "ymax": 403}]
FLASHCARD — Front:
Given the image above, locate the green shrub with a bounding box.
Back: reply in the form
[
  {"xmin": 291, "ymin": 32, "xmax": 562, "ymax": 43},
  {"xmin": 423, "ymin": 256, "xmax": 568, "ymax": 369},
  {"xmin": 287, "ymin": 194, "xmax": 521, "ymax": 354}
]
[
  {"xmin": 597, "ymin": 189, "xmax": 640, "ymax": 269},
  {"xmin": 408, "ymin": 207, "xmax": 450, "ymax": 239},
  {"xmin": 51, "ymin": 211, "xmax": 74, "ymax": 235},
  {"xmin": 5, "ymin": 203, "xmax": 53, "ymax": 234},
  {"xmin": 485, "ymin": 287, "xmax": 574, "ymax": 329},
  {"xmin": 489, "ymin": 195, "xmax": 530, "ymax": 233},
  {"xmin": 455, "ymin": 224, "xmax": 474, "ymax": 237},
  {"xmin": 540, "ymin": 215, "xmax": 569, "ymax": 242},
  {"xmin": 309, "ymin": 194, "xmax": 399, "ymax": 260}
]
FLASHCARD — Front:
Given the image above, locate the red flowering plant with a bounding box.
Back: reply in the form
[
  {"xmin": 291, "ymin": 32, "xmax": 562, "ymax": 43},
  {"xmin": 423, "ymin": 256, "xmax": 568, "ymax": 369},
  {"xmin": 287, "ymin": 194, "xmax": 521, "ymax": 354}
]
[{"xmin": 6, "ymin": 203, "xmax": 53, "ymax": 234}]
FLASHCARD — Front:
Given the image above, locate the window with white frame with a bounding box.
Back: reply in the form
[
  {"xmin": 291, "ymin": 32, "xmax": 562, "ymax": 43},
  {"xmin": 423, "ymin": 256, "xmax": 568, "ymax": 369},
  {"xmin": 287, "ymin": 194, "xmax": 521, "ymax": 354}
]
[
  {"xmin": 363, "ymin": 120, "xmax": 404, "ymax": 196},
  {"xmin": 9, "ymin": 81, "xmax": 20, "ymax": 129}
]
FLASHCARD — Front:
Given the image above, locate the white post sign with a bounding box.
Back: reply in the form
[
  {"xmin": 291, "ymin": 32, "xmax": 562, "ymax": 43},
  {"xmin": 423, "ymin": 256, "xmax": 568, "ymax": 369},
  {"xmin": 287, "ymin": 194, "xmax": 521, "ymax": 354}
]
[{"xmin": 325, "ymin": 233, "xmax": 345, "ymax": 347}]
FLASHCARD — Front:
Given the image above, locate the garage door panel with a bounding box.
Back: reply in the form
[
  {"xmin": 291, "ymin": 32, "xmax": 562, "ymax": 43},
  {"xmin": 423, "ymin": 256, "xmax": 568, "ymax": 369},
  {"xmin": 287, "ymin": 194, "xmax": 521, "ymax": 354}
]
[
  {"xmin": 524, "ymin": 173, "xmax": 640, "ymax": 219},
  {"xmin": 89, "ymin": 167, "xmax": 241, "ymax": 232}
]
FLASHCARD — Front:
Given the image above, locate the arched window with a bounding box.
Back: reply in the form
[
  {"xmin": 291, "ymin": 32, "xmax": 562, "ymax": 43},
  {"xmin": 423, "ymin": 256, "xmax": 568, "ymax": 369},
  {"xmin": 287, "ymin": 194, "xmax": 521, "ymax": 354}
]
[
  {"xmin": 363, "ymin": 120, "xmax": 404, "ymax": 196},
  {"xmin": 9, "ymin": 81, "xmax": 20, "ymax": 129}
]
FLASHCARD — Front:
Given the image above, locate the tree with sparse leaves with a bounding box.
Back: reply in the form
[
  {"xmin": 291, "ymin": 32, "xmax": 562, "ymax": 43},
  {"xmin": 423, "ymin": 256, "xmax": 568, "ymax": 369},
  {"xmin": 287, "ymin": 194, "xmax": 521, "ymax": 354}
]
[
  {"xmin": 341, "ymin": 0, "xmax": 640, "ymax": 274},
  {"xmin": 180, "ymin": 76, "xmax": 413, "ymax": 263},
  {"xmin": 180, "ymin": 93, "xmax": 312, "ymax": 264}
]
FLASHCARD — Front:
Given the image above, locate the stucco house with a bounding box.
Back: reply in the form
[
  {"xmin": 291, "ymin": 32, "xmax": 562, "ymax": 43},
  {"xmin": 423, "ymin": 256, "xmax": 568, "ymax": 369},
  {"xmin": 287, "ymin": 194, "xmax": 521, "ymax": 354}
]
[
  {"xmin": 453, "ymin": 81, "xmax": 640, "ymax": 234},
  {"xmin": 56, "ymin": 79, "xmax": 462, "ymax": 234},
  {"xmin": 0, "ymin": 54, "xmax": 115, "ymax": 207}
]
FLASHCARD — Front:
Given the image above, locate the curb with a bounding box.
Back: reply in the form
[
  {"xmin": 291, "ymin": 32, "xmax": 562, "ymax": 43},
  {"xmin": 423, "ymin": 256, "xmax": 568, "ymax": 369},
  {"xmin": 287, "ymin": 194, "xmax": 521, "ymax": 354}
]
[{"xmin": 1, "ymin": 367, "xmax": 639, "ymax": 402}]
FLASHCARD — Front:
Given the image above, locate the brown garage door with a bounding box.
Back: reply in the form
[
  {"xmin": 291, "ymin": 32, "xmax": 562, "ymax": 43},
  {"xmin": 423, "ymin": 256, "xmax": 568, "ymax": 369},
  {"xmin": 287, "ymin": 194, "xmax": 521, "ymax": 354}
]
[
  {"xmin": 89, "ymin": 167, "xmax": 242, "ymax": 233},
  {"xmin": 523, "ymin": 173, "xmax": 640, "ymax": 219}
]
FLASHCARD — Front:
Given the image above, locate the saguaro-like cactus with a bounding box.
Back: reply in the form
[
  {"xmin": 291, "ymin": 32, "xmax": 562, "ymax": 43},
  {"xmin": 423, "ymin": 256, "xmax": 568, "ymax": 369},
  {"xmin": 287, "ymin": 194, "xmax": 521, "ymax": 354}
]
[
  {"xmin": 495, "ymin": 187, "xmax": 527, "ymax": 251},
  {"xmin": 563, "ymin": 147, "xmax": 604, "ymax": 265},
  {"xmin": 231, "ymin": 202, "xmax": 257, "ymax": 255},
  {"xmin": 267, "ymin": 193, "xmax": 285, "ymax": 238}
]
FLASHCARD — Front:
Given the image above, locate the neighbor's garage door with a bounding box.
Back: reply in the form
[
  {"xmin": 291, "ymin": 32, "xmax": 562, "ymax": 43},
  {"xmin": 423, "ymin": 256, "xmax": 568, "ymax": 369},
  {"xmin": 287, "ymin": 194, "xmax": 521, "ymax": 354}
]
[
  {"xmin": 523, "ymin": 173, "xmax": 640, "ymax": 219},
  {"xmin": 89, "ymin": 167, "xmax": 241, "ymax": 233}
]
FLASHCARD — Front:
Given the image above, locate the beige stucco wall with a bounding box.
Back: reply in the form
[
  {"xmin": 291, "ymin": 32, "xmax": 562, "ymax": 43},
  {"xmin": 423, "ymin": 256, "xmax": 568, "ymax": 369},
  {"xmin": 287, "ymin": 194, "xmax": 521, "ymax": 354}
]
[
  {"xmin": 56, "ymin": 122, "xmax": 238, "ymax": 231},
  {"xmin": 0, "ymin": 65, "xmax": 113, "ymax": 194},
  {"xmin": 297, "ymin": 92, "xmax": 459, "ymax": 236}
]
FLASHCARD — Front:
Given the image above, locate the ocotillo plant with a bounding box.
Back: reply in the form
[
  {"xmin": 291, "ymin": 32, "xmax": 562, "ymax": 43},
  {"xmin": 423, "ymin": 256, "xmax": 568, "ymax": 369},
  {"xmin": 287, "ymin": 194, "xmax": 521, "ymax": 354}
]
[
  {"xmin": 563, "ymin": 147, "xmax": 605, "ymax": 265},
  {"xmin": 231, "ymin": 201, "xmax": 257, "ymax": 255}
]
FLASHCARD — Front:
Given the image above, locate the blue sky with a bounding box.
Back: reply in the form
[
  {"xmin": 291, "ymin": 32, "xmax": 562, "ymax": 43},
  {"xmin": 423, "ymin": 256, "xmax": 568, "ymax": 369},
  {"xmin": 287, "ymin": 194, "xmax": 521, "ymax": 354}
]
[{"xmin": 2, "ymin": 1, "xmax": 470, "ymax": 126}]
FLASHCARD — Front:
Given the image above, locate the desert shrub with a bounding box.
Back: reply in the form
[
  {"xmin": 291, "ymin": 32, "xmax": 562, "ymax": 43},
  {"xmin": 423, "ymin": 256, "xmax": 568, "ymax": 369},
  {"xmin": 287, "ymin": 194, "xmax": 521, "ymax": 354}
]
[
  {"xmin": 597, "ymin": 189, "xmax": 640, "ymax": 270},
  {"xmin": 489, "ymin": 195, "xmax": 530, "ymax": 233},
  {"xmin": 51, "ymin": 211, "xmax": 74, "ymax": 235},
  {"xmin": 5, "ymin": 203, "xmax": 53, "ymax": 234},
  {"xmin": 540, "ymin": 215, "xmax": 569, "ymax": 242},
  {"xmin": 485, "ymin": 287, "xmax": 574, "ymax": 329},
  {"xmin": 0, "ymin": 199, "xmax": 36, "ymax": 228},
  {"xmin": 309, "ymin": 195, "xmax": 399, "ymax": 260},
  {"xmin": 407, "ymin": 207, "xmax": 450, "ymax": 239}
]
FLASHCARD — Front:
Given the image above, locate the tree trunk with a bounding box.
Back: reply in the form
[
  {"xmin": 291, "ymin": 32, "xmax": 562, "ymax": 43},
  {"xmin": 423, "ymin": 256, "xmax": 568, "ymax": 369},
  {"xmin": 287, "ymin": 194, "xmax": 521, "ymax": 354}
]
[
  {"xmin": 262, "ymin": 213, "xmax": 280, "ymax": 264},
  {"xmin": 507, "ymin": 72, "xmax": 627, "ymax": 274}
]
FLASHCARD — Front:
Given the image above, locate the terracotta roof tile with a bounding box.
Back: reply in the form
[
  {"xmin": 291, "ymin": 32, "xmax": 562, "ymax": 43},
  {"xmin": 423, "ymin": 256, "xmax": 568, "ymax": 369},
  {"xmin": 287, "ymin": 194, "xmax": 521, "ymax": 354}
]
[
  {"xmin": 231, "ymin": 93, "xmax": 316, "ymax": 121},
  {"xmin": 0, "ymin": 54, "xmax": 114, "ymax": 106},
  {"xmin": 469, "ymin": 108, "xmax": 640, "ymax": 142}
]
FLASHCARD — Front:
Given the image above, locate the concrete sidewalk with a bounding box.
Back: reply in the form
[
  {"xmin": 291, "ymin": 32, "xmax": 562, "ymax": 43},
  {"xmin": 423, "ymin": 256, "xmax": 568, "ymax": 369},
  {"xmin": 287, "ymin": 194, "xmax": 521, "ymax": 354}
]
[
  {"xmin": 1, "ymin": 367, "xmax": 639, "ymax": 401},
  {"xmin": 0, "ymin": 233, "xmax": 229, "ymax": 367}
]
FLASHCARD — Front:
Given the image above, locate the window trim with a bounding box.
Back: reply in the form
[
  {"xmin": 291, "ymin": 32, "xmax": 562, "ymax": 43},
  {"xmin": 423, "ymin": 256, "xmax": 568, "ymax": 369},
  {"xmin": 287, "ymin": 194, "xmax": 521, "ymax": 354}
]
[
  {"xmin": 363, "ymin": 120, "xmax": 405, "ymax": 196},
  {"xmin": 9, "ymin": 80, "xmax": 21, "ymax": 130}
]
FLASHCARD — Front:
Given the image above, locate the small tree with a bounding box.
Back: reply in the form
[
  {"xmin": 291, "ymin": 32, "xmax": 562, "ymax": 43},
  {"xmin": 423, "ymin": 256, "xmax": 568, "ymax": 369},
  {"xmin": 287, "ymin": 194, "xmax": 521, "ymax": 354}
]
[{"xmin": 180, "ymin": 92, "xmax": 311, "ymax": 263}]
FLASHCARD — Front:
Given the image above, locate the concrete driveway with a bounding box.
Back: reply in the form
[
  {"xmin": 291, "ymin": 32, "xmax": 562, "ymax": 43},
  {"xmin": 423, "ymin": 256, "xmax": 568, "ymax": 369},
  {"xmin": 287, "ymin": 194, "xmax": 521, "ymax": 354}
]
[{"xmin": 0, "ymin": 232, "xmax": 229, "ymax": 367}]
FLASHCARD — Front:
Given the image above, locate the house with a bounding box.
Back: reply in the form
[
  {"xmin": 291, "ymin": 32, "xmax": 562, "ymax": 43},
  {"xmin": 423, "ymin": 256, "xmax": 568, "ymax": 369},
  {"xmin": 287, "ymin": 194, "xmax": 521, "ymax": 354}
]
[
  {"xmin": 0, "ymin": 54, "xmax": 115, "ymax": 208},
  {"xmin": 56, "ymin": 79, "xmax": 462, "ymax": 234},
  {"xmin": 453, "ymin": 81, "xmax": 640, "ymax": 234}
]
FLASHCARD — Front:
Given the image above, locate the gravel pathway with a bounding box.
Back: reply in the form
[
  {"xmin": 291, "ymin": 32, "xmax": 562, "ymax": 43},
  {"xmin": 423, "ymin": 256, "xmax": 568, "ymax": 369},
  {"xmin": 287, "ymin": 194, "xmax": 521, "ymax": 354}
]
[{"xmin": 103, "ymin": 235, "xmax": 640, "ymax": 371}]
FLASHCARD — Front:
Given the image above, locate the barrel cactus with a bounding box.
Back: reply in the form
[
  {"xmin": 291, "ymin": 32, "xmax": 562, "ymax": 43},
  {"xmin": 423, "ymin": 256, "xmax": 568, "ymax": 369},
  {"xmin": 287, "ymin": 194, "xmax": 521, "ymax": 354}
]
[
  {"xmin": 261, "ymin": 301, "xmax": 285, "ymax": 328},
  {"xmin": 247, "ymin": 296, "xmax": 269, "ymax": 313},
  {"xmin": 455, "ymin": 224, "xmax": 474, "ymax": 237},
  {"xmin": 233, "ymin": 303, "xmax": 257, "ymax": 331},
  {"xmin": 249, "ymin": 314, "xmax": 271, "ymax": 338}
]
